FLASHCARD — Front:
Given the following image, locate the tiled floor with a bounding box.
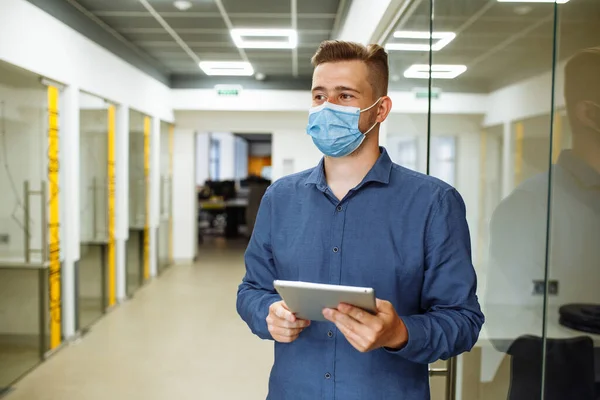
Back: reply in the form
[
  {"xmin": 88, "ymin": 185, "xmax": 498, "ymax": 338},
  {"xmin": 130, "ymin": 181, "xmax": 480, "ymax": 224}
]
[{"xmin": 4, "ymin": 238, "xmax": 273, "ymax": 400}]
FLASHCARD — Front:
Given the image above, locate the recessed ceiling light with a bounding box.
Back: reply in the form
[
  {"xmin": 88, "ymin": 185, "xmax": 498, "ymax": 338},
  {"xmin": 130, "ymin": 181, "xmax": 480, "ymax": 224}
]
[
  {"xmin": 231, "ymin": 29, "xmax": 298, "ymax": 49},
  {"xmin": 255, "ymin": 72, "xmax": 266, "ymax": 81},
  {"xmin": 385, "ymin": 31, "xmax": 456, "ymax": 52},
  {"xmin": 173, "ymin": 1, "xmax": 193, "ymax": 11},
  {"xmin": 497, "ymin": 0, "xmax": 569, "ymax": 3},
  {"xmin": 404, "ymin": 64, "xmax": 467, "ymax": 79},
  {"xmin": 199, "ymin": 61, "xmax": 254, "ymax": 76}
]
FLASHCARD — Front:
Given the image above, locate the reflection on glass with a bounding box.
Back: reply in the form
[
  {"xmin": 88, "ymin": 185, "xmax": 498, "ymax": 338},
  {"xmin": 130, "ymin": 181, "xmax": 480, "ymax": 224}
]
[
  {"xmin": 78, "ymin": 92, "xmax": 110, "ymax": 330},
  {"xmin": 78, "ymin": 244, "xmax": 105, "ymax": 329},
  {"xmin": 158, "ymin": 121, "xmax": 172, "ymax": 274},
  {"xmin": 128, "ymin": 109, "xmax": 147, "ymax": 295},
  {"xmin": 0, "ymin": 269, "xmax": 46, "ymax": 389},
  {"xmin": 0, "ymin": 61, "xmax": 46, "ymax": 263},
  {"xmin": 79, "ymin": 95, "xmax": 109, "ymax": 243},
  {"xmin": 126, "ymin": 228, "xmax": 142, "ymax": 297},
  {"xmin": 0, "ymin": 60, "xmax": 48, "ymax": 389}
]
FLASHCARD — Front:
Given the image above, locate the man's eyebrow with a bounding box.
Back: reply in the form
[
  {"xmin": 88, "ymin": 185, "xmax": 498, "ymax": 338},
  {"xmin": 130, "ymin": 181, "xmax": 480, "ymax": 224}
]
[{"xmin": 311, "ymin": 85, "xmax": 361, "ymax": 93}]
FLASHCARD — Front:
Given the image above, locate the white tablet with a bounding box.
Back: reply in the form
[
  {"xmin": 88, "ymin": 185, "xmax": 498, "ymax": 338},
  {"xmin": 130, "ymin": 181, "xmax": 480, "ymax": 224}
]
[{"xmin": 273, "ymin": 280, "xmax": 377, "ymax": 321}]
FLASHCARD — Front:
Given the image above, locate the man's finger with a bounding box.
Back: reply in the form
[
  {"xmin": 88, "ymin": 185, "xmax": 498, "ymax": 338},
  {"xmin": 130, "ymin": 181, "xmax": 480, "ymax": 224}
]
[
  {"xmin": 274, "ymin": 304, "xmax": 296, "ymax": 322},
  {"xmin": 272, "ymin": 318, "xmax": 311, "ymax": 329},
  {"xmin": 269, "ymin": 326, "xmax": 305, "ymax": 337},
  {"xmin": 375, "ymin": 298, "xmax": 393, "ymax": 314},
  {"xmin": 338, "ymin": 303, "xmax": 377, "ymax": 324},
  {"xmin": 333, "ymin": 321, "xmax": 369, "ymax": 352},
  {"xmin": 323, "ymin": 308, "xmax": 370, "ymax": 338}
]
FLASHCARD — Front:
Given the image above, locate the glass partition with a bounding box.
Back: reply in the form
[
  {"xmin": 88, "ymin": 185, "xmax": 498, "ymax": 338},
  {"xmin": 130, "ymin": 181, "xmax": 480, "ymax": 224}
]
[
  {"xmin": 127, "ymin": 109, "xmax": 147, "ymax": 296},
  {"xmin": 158, "ymin": 121, "xmax": 172, "ymax": 275},
  {"xmin": 0, "ymin": 61, "xmax": 46, "ymax": 263},
  {"xmin": 0, "ymin": 60, "xmax": 50, "ymax": 390},
  {"xmin": 384, "ymin": 0, "xmax": 599, "ymax": 398},
  {"xmin": 78, "ymin": 91, "xmax": 111, "ymax": 329},
  {"xmin": 546, "ymin": 2, "xmax": 600, "ymax": 399}
]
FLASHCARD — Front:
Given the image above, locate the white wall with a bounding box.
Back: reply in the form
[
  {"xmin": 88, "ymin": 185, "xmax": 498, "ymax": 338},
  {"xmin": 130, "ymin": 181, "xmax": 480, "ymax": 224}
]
[
  {"xmin": 0, "ymin": 0, "xmax": 173, "ymax": 122},
  {"xmin": 172, "ymin": 129, "xmax": 196, "ymax": 262}
]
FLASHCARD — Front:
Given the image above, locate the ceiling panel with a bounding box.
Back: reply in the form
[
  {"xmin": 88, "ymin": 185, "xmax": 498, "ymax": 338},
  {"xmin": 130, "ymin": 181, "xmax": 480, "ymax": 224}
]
[
  {"xmin": 161, "ymin": 16, "xmax": 228, "ymax": 29},
  {"xmin": 222, "ymin": 0, "xmax": 293, "ymax": 14},
  {"xmin": 147, "ymin": 0, "xmax": 220, "ymax": 13},
  {"xmin": 297, "ymin": 0, "xmax": 339, "ymax": 14},
  {"xmin": 227, "ymin": 16, "xmax": 293, "ymax": 29},
  {"xmin": 62, "ymin": 0, "xmax": 341, "ymax": 82},
  {"xmin": 77, "ymin": 0, "xmax": 146, "ymax": 12},
  {"xmin": 99, "ymin": 15, "xmax": 167, "ymax": 29}
]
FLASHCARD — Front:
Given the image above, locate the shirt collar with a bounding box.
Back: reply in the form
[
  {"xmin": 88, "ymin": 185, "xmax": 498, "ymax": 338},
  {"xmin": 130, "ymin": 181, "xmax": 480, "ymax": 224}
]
[
  {"xmin": 305, "ymin": 147, "xmax": 393, "ymax": 191},
  {"xmin": 557, "ymin": 150, "xmax": 600, "ymax": 188}
]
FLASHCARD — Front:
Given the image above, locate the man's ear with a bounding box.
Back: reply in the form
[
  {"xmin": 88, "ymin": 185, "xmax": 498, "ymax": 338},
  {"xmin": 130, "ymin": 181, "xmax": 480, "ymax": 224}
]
[
  {"xmin": 376, "ymin": 96, "xmax": 393, "ymax": 123},
  {"xmin": 575, "ymin": 101, "xmax": 600, "ymax": 130}
]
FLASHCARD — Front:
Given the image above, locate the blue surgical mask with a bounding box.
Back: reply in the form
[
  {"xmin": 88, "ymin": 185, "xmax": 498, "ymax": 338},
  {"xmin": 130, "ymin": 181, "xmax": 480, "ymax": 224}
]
[{"xmin": 306, "ymin": 98, "xmax": 382, "ymax": 158}]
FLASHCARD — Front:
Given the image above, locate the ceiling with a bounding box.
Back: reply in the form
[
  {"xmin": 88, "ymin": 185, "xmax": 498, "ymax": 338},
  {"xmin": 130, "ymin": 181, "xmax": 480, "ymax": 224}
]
[
  {"xmin": 69, "ymin": 0, "xmax": 341, "ymax": 84},
  {"xmin": 385, "ymin": 0, "xmax": 600, "ymax": 93},
  {"xmin": 25, "ymin": 0, "xmax": 600, "ymax": 93}
]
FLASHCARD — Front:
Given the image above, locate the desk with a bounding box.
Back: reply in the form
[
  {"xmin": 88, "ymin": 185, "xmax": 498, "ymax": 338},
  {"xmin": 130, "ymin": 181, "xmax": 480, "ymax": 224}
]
[{"xmin": 199, "ymin": 198, "xmax": 248, "ymax": 238}]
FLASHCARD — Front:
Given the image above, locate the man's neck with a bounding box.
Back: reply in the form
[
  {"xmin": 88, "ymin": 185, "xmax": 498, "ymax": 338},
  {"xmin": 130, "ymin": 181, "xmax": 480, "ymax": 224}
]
[{"xmin": 323, "ymin": 136, "xmax": 381, "ymax": 190}]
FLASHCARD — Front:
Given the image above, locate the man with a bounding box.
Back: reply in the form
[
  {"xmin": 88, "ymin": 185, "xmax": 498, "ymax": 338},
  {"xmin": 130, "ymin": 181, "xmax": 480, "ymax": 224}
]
[{"xmin": 237, "ymin": 40, "xmax": 484, "ymax": 399}]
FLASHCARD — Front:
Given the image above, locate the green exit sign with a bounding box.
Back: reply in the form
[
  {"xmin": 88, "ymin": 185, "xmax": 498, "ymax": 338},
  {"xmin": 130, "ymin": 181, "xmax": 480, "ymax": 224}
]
[
  {"xmin": 413, "ymin": 87, "xmax": 441, "ymax": 100},
  {"xmin": 215, "ymin": 85, "xmax": 242, "ymax": 96}
]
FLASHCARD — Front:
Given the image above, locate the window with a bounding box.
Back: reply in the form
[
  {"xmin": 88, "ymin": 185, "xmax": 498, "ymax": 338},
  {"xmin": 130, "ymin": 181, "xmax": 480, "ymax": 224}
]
[
  {"xmin": 396, "ymin": 138, "xmax": 419, "ymax": 172},
  {"xmin": 430, "ymin": 136, "xmax": 456, "ymax": 186},
  {"xmin": 209, "ymin": 137, "xmax": 220, "ymax": 181}
]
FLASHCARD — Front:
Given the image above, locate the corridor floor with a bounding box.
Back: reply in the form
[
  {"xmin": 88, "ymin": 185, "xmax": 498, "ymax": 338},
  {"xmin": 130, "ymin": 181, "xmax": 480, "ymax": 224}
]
[{"xmin": 4, "ymin": 239, "xmax": 273, "ymax": 400}]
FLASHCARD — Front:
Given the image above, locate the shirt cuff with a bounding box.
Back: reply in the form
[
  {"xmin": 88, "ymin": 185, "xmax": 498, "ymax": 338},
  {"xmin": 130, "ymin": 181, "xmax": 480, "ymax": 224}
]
[{"xmin": 384, "ymin": 315, "xmax": 427, "ymax": 358}]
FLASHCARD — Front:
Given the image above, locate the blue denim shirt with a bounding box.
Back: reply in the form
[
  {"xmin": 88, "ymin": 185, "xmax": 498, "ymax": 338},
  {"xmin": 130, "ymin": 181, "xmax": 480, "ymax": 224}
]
[{"xmin": 237, "ymin": 148, "xmax": 484, "ymax": 400}]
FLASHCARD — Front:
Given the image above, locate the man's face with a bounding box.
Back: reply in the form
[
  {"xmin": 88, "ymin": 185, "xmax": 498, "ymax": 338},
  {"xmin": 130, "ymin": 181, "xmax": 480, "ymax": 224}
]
[{"xmin": 311, "ymin": 60, "xmax": 379, "ymax": 133}]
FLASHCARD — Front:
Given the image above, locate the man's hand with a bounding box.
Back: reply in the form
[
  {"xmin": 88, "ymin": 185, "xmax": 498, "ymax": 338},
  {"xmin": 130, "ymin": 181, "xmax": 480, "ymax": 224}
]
[
  {"xmin": 267, "ymin": 300, "xmax": 311, "ymax": 343},
  {"xmin": 322, "ymin": 299, "xmax": 408, "ymax": 353}
]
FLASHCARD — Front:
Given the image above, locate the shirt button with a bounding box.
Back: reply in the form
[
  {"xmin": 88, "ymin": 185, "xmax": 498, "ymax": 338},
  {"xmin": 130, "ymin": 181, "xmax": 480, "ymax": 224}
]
[
  {"xmin": 325, "ymin": 373, "xmax": 331, "ymax": 379},
  {"xmin": 332, "ymin": 247, "xmax": 339, "ymax": 253},
  {"xmin": 336, "ymin": 205, "xmax": 343, "ymax": 212},
  {"xmin": 327, "ymin": 331, "xmax": 333, "ymax": 338}
]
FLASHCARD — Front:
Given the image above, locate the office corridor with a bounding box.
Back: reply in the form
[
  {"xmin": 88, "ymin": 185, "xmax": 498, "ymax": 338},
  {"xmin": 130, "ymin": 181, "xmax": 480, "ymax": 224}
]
[{"xmin": 5, "ymin": 240, "xmax": 273, "ymax": 400}]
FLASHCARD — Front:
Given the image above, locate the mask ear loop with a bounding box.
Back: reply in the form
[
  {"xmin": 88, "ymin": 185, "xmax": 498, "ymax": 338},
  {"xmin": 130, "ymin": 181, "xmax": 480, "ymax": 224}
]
[{"xmin": 360, "ymin": 97, "xmax": 383, "ymax": 134}]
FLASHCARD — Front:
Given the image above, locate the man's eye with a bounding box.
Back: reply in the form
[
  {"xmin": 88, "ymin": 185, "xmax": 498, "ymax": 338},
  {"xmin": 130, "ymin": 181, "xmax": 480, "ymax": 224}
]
[
  {"xmin": 314, "ymin": 94, "xmax": 326, "ymax": 100},
  {"xmin": 341, "ymin": 93, "xmax": 354, "ymax": 100}
]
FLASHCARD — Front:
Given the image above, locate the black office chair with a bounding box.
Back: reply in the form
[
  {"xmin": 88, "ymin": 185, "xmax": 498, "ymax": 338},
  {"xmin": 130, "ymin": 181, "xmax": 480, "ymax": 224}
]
[{"xmin": 507, "ymin": 334, "xmax": 596, "ymax": 400}]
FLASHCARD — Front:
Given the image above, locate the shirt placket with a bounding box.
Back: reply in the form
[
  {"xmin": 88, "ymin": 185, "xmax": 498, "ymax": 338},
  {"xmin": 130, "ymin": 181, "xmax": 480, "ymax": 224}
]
[{"xmin": 325, "ymin": 191, "xmax": 348, "ymax": 399}]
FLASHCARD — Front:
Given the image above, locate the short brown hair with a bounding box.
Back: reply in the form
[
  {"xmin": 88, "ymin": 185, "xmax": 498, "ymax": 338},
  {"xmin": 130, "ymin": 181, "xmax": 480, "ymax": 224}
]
[{"xmin": 311, "ymin": 40, "xmax": 389, "ymax": 98}]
